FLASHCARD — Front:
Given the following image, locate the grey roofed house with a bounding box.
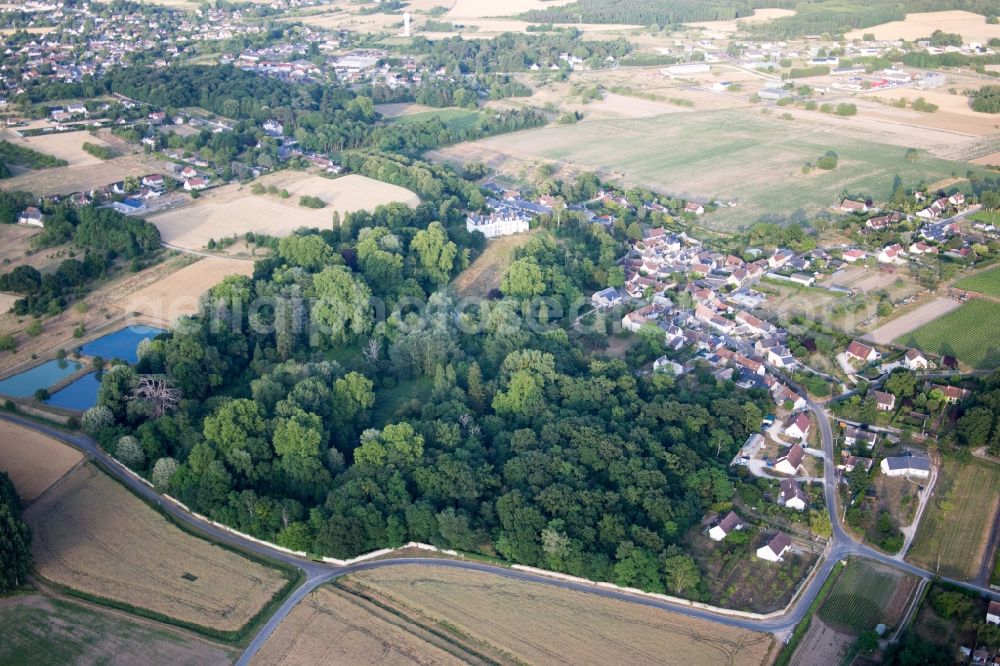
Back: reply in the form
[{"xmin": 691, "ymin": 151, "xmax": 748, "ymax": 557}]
[
  {"xmin": 779, "ymin": 478, "xmax": 808, "ymax": 505},
  {"xmin": 883, "ymin": 455, "xmax": 930, "ymax": 472}
]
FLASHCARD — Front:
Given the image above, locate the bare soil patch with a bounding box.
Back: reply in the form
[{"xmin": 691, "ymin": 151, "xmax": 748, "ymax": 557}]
[
  {"xmin": 846, "ymin": 11, "xmax": 1000, "ymax": 44},
  {"xmin": 25, "ymin": 463, "xmax": 288, "ymax": 632},
  {"xmin": 251, "ymin": 585, "xmax": 470, "ymax": 666},
  {"xmin": 0, "ymin": 420, "xmax": 83, "ymax": 502},
  {"xmin": 864, "ymin": 297, "xmax": 961, "ymax": 345},
  {"xmin": 116, "ymin": 256, "xmax": 254, "ymax": 323},
  {"xmin": 346, "ymin": 565, "xmax": 775, "ymax": 666},
  {"xmin": 0, "ymin": 594, "xmax": 236, "ymax": 665},
  {"xmin": 1, "ymin": 129, "xmax": 115, "ymax": 167},
  {"xmin": 149, "ymin": 174, "xmax": 419, "ymax": 250},
  {"xmin": 790, "ymin": 617, "xmax": 853, "ymax": 666},
  {"xmin": 0, "ymin": 292, "xmax": 18, "ymax": 313}
]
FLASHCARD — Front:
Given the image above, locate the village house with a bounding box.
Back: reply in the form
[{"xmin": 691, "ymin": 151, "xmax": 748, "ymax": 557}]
[
  {"xmin": 839, "ymin": 453, "xmax": 873, "ymax": 474},
  {"xmin": 775, "ymin": 443, "xmax": 805, "ymax": 476},
  {"xmin": 179, "ymin": 165, "xmax": 198, "ymax": 179},
  {"xmin": 653, "ymin": 356, "xmax": 684, "ymax": 376},
  {"xmin": 142, "ymin": 174, "xmax": 164, "ymax": 188},
  {"xmin": 908, "ymin": 241, "xmax": 937, "ymax": 256},
  {"xmin": 842, "ymin": 248, "xmax": 866, "ymax": 263},
  {"xmin": 880, "ymin": 454, "xmax": 930, "ymax": 478},
  {"xmin": 183, "ymin": 177, "xmax": 208, "ymax": 191},
  {"xmin": 871, "ymin": 390, "xmax": 895, "ymax": 412},
  {"xmin": 777, "ymin": 478, "xmax": 808, "ymax": 510},
  {"xmin": 684, "ymin": 201, "xmax": 704, "ymax": 216},
  {"xmin": 904, "ymin": 349, "xmax": 929, "ymax": 371},
  {"xmin": 466, "ymin": 210, "xmax": 529, "ymax": 239},
  {"xmin": 17, "ymin": 207, "xmax": 43, "ymax": 227},
  {"xmin": 756, "ymin": 532, "xmax": 792, "ymax": 562},
  {"xmin": 708, "ymin": 511, "xmax": 745, "ymax": 541},
  {"xmin": 839, "ymin": 199, "xmax": 869, "ymax": 214},
  {"xmin": 784, "ymin": 412, "xmax": 811, "ymax": 440},
  {"xmin": 877, "ymin": 243, "xmax": 907, "ymax": 265},
  {"xmin": 987, "ymin": 601, "xmax": 1000, "ymax": 625},
  {"xmin": 844, "ymin": 426, "xmax": 878, "ymax": 450},
  {"xmin": 933, "ymin": 384, "xmax": 968, "ymax": 403},
  {"xmin": 845, "ymin": 340, "xmax": 880, "ymax": 364}
]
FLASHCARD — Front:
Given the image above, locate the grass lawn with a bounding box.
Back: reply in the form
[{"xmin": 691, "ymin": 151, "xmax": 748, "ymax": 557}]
[
  {"xmin": 391, "ymin": 108, "xmax": 483, "ymax": 132},
  {"xmin": 954, "ymin": 266, "xmax": 1000, "ymax": 298},
  {"xmin": 907, "ymin": 458, "xmax": 1000, "ymax": 580},
  {"xmin": 968, "ymin": 209, "xmax": 1000, "ymax": 226},
  {"xmin": 817, "ymin": 560, "xmax": 900, "ymax": 633},
  {"xmin": 0, "ymin": 594, "xmax": 236, "ymax": 664},
  {"xmin": 894, "ymin": 299, "xmax": 1000, "ymax": 369}
]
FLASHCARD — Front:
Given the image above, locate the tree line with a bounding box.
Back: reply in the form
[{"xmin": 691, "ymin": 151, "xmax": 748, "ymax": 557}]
[{"xmin": 0, "ymin": 471, "xmax": 31, "ymax": 595}]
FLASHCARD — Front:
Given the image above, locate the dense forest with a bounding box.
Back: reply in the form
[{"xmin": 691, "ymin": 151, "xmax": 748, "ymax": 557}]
[
  {"xmin": 78, "ymin": 167, "xmax": 769, "ymax": 599},
  {"xmin": 0, "ymin": 471, "xmax": 31, "ymax": 594},
  {"xmin": 104, "ymin": 65, "xmax": 545, "ymax": 156}
]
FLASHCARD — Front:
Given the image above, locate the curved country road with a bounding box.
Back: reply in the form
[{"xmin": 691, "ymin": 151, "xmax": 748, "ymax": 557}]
[{"xmin": 3, "ymin": 400, "xmax": 998, "ymax": 666}]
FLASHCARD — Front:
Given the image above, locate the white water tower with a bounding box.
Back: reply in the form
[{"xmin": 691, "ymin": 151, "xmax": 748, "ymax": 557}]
[{"xmin": 403, "ymin": 12, "xmax": 411, "ymax": 37}]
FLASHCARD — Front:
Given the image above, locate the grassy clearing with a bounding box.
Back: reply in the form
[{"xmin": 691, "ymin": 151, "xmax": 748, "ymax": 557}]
[
  {"xmin": 452, "ymin": 230, "xmax": 537, "ymax": 297},
  {"xmin": 818, "ymin": 560, "xmax": 898, "ymax": 632},
  {"xmin": 0, "ymin": 594, "xmax": 236, "ymax": 665},
  {"xmin": 908, "ymin": 458, "xmax": 1000, "ymax": 580},
  {"xmin": 954, "ymin": 266, "xmax": 1000, "ymax": 298},
  {"xmin": 391, "ymin": 107, "xmax": 483, "ymax": 132},
  {"xmin": 894, "ymin": 299, "xmax": 1000, "ymax": 370},
  {"xmin": 343, "ymin": 565, "xmax": 775, "ymax": 666},
  {"xmin": 370, "ymin": 376, "xmax": 433, "ymax": 428}
]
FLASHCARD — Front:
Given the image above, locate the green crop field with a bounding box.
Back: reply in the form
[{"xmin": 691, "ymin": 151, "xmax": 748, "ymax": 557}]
[
  {"xmin": 817, "ymin": 560, "xmax": 898, "ymax": 633},
  {"xmin": 908, "ymin": 459, "xmax": 1000, "ymax": 580},
  {"xmin": 391, "ymin": 108, "xmax": 483, "ymax": 132},
  {"xmin": 895, "ymin": 299, "xmax": 1000, "ymax": 370},
  {"xmin": 435, "ymin": 108, "xmax": 976, "ymax": 230},
  {"xmin": 955, "ymin": 267, "xmax": 1000, "ymax": 298}
]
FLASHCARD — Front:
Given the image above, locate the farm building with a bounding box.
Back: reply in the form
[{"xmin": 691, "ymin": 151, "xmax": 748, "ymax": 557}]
[
  {"xmin": 708, "ymin": 511, "xmax": 745, "ymax": 541},
  {"xmin": 774, "ymin": 443, "xmax": 805, "ymax": 476},
  {"xmin": 777, "ymin": 478, "xmax": 808, "ymax": 511},
  {"xmin": 880, "ymin": 455, "xmax": 931, "ymax": 478},
  {"xmin": 756, "ymin": 532, "xmax": 792, "ymax": 562}
]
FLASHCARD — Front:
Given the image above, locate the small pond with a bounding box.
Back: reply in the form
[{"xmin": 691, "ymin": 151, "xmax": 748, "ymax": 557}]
[
  {"xmin": 44, "ymin": 372, "xmax": 100, "ymax": 411},
  {"xmin": 79, "ymin": 325, "xmax": 166, "ymax": 364},
  {"xmin": 0, "ymin": 359, "xmax": 83, "ymax": 398}
]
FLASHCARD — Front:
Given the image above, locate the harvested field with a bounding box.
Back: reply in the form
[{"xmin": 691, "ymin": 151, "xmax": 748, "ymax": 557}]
[
  {"xmin": 430, "ymin": 109, "xmax": 973, "ymax": 230},
  {"xmin": 25, "ymin": 464, "xmax": 289, "ymax": 633},
  {"xmin": 789, "ymin": 618, "xmax": 852, "ymax": 666},
  {"xmin": 447, "ymin": 0, "xmax": 550, "ymax": 18},
  {"xmin": 0, "ymin": 594, "xmax": 236, "ymax": 665},
  {"xmin": 453, "ymin": 229, "xmax": 537, "ymax": 297},
  {"xmin": 345, "ymin": 565, "xmax": 775, "ymax": 666},
  {"xmin": 908, "ymin": 458, "xmax": 1000, "ymax": 580},
  {"xmin": 971, "ymin": 150, "xmax": 1000, "ymax": 166},
  {"xmin": 846, "ymin": 11, "xmax": 1000, "ymax": 44},
  {"xmin": 116, "ymin": 256, "xmax": 255, "ymax": 323},
  {"xmin": 150, "ymin": 174, "xmax": 419, "ymax": 250},
  {"xmin": 250, "ymin": 586, "xmax": 468, "ymax": 666},
  {"xmin": 894, "ymin": 299, "xmax": 1000, "ymax": 369},
  {"xmin": 1, "ymin": 130, "xmax": 115, "ymax": 167},
  {"xmin": 955, "ymin": 266, "xmax": 1000, "ymax": 298},
  {"xmin": 0, "ymin": 292, "xmax": 17, "ymax": 313},
  {"xmin": 0, "ymin": 154, "xmax": 159, "ymax": 197},
  {"xmin": 860, "ymin": 88, "xmax": 1000, "ymax": 137},
  {"xmin": 0, "ymin": 420, "xmax": 83, "ymax": 503},
  {"xmin": 687, "ymin": 7, "xmax": 796, "ymax": 32},
  {"xmin": 864, "ymin": 297, "xmax": 961, "ymax": 345}
]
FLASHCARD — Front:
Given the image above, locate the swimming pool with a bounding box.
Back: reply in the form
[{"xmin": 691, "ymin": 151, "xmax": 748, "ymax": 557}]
[
  {"xmin": 44, "ymin": 372, "xmax": 100, "ymax": 411},
  {"xmin": 79, "ymin": 325, "xmax": 166, "ymax": 364},
  {"xmin": 0, "ymin": 359, "xmax": 83, "ymax": 398}
]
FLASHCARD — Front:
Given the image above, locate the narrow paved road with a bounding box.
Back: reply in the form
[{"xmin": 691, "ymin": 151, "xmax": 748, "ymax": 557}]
[{"xmin": 5, "ymin": 390, "xmax": 1000, "ymax": 666}]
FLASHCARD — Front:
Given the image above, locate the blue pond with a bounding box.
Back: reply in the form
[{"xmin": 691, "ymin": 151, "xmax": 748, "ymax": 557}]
[
  {"xmin": 80, "ymin": 325, "xmax": 165, "ymax": 364},
  {"xmin": 45, "ymin": 372, "xmax": 100, "ymax": 411},
  {"xmin": 0, "ymin": 359, "xmax": 83, "ymax": 398}
]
